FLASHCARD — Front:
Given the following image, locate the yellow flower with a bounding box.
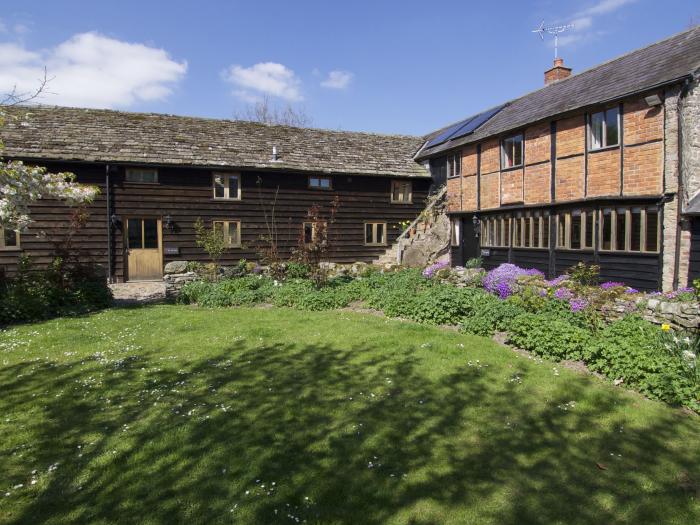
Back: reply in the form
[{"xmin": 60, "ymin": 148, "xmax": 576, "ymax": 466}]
[{"xmin": 661, "ymin": 323, "xmax": 671, "ymax": 332}]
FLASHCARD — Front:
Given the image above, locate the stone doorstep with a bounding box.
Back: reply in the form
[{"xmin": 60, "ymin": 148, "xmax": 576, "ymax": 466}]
[{"xmin": 109, "ymin": 282, "xmax": 167, "ymax": 304}]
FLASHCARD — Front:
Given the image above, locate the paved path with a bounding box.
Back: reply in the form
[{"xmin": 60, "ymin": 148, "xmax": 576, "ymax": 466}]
[{"xmin": 109, "ymin": 282, "xmax": 166, "ymax": 305}]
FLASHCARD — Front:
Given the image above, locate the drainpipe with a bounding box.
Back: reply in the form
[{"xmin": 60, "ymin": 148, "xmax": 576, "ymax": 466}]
[
  {"xmin": 105, "ymin": 164, "xmax": 112, "ymax": 283},
  {"xmin": 673, "ymin": 77, "xmax": 692, "ymax": 289}
]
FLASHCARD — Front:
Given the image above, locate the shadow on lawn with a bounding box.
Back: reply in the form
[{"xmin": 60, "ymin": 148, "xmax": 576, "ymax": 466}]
[{"xmin": 1, "ymin": 339, "xmax": 699, "ymax": 524}]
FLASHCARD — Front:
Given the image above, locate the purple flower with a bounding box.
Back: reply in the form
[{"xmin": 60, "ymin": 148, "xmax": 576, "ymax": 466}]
[
  {"xmin": 252, "ymin": 264, "xmax": 263, "ymax": 275},
  {"xmin": 624, "ymin": 287, "xmax": 639, "ymax": 294},
  {"xmin": 600, "ymin": 281, "xmax": 625, "ymax": 290},
  {"xmin": 569, "ymin": 298, "xmax": 589, "ymax": 312},
  {"xmin": 482, "ymin": 263, "xmax": 543, "ymax": 299},
  {"xmin": 554, "ymin": 287, "xmax": 574, "ymax": 301},
  {"xmin": 422, "ymin": 260, "xmax": 449, "ymax": 278},
  {"xmin": 544, "ymin": 275, "xmax": 567, "ymax": 287}
]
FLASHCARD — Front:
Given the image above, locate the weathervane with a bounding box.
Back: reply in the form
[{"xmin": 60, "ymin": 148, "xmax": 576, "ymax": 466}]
[{"xmin": 533, "ymin": 20, "xmax": 574, "ymax": 59}]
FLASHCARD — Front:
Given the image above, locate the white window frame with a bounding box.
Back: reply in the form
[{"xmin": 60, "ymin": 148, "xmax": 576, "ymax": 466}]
[
  {"xmin": 212, "ymin": 172, "xmax": 241, "ymax": 200},
  {"xmin": 303, "ymin": 221, "xmax": 327, "ymax": 245},
  {"xmin": 588, "ymin": 107, "xmax": 620, "ymax": 151},
  {"xmin": 390, "ymin": 180, "xmax": 412, "ymax": 204},
  {"xmin": 212, "ymin": 220, "xmax": 242, "ymax": 248},
  {"xmin": 364, "ymin": 222, "xmax": 387, "ymax": 246},
  {"xmin": 309, "ymin": 176, "xmax": 332, "ymax": 190},
  {"xmin": 125, "ymin": 168, "xmax": 158, "ymax": 183},
  {"xmin": 0, "ymin": 229, "xmax": 20, "ymax": 251},
  {"xmin": 501, "ymin": 133, "xmax": 524, "ymax": 169},
  {"xmin": 447, "ymin": 152, "xmax": 462, "ymax": 179}
]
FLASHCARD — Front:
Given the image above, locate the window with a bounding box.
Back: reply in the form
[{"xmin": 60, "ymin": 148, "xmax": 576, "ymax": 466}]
[
  {"xmin": 125, "ymin": 168, "xmax": 158, "ymax": 183},
  {"xmin": 589, "ymin": 107, "xmax": 619, "ymax": 150},
  {"xmin": 481, "ymin": 216, "xmax": 510, "ymax": 248},
  {"xmin": 556, "ymin": 210, "xmax": 594, "ymax": 250},
  {"xmin": 501, "ymin": 133, "xmax": 523, "ymax": 169},
  {"xmin": 303, "ymin": 222, "xmax": 327, "ymax": 245},
  {"xmin": 391, "ymin": 180, "xmax": 412, "ymax": 204},
  {"xmin": 599, "ymin": 205, "xmax": 659, "ymax": 253},
  {"xmin": 451, "ymin": 218, "xmax": 461, "ymax": 246},
  {"xmin": 447, "ymin": 152, "xmax": 462, "ymax": 178},
  {"xmin": 365, "ymin": 222, "xmax": 386, "ymax": 246},
  {"xmin": 213, "ymin": 173, "xmax": 241, "ymax": 200},
  {"xmin": 213, "ymin": 220, "xmax": 241, "ymax": 248},
  {"xmin": 309, "ymin": 176, "xmax": 332, "ymax": 190},
  {"xmin": 511, "ymin": 211, "xmax": 549, "ymax": 249},
  {"xmin": 126, "ymin": 218, "xmax": 159, "ymax": 249},
  {"xmin": 0, "ymin": 228, "xmax": 20, "ymax": 250}
]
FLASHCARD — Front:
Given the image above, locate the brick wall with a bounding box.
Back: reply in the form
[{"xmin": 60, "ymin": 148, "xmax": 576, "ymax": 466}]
[
  {"xmin": 501, "ymin": 168, "xmax": 523, "ymax": 204},
  {"xmin": 480, "ymin": 172, "xmax": 499, "ymax": 209},
  {"xmin": 587, "ymin": 149, "xmax": 621, "ymax": 196},
  {"xmin": 555, "ymin": 156, "xmax": 584, "ymax": 201},
  {"xmin": 524, "ymin": 162, "xmax": 551, "ymax": 203},
  {"xmin": 446, "ymin": 176, "xmax": 461, "ymax": 212}
]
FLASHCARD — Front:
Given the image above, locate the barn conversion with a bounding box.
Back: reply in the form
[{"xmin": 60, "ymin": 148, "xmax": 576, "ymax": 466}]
[{"xmin": 1, "ymin": 26, "xmax": 699, "ymax": 289}]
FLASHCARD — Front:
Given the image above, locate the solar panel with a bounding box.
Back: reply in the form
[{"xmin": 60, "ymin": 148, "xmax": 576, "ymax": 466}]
[
  {"xmin": 424, "ymin": 120, "xmax": 469, "ymax": 149},
  {"xmin": 449, "ymin": 105, "xmax": 505, "ymax": 142},
  {"xmin": 424, "ymin": 104, "xmax": 506, "ymax": 149}
]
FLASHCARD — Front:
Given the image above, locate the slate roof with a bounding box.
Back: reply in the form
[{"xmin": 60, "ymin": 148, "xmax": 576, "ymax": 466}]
[
  {"xmin": 0, "ymin": 106, "xmax": 429, "ymax": 178},
  {"xmin": 417, "ymin": 25, "xmax": 700, "ymax": 159}
]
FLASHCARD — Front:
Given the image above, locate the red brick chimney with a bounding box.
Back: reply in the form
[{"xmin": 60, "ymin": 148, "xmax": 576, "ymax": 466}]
[{"xmin": 544, "ymin": 58, "xmax": 572, "ymax": 85}]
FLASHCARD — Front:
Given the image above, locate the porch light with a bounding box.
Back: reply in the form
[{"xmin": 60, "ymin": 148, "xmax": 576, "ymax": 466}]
[
  {"xmin": 472, "ymin": 215, "xmax": 481, "ymax": 237},
  {"xmin": 110, "ymin": 214, "xmax": 121, "ymax": 229}
]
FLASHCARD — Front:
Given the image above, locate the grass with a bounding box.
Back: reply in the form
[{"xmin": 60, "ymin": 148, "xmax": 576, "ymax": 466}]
[{"xmin": 0, "ymin": 305, "xmax": 698, "ymax": 524}]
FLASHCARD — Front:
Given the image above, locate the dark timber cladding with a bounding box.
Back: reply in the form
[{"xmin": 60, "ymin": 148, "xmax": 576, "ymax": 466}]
[
  {"xmin": 690, "ymin": 218, "xmax": 700, "ymax": 283},
  {"xmin": 4, "ymin": 161, "xmax": 429, "ymax": 281}
]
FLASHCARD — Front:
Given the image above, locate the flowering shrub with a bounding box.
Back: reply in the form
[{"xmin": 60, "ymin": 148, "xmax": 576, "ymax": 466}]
[
  {"xmin": 600, "ymin": 281, "xmax": 625, "ymax": 290},
  {"xmin": 553, "ymin": 287, "xmax": 574, "ymax": 301},
  {"xmin": 569, "ymin": 298, "xmax": 589, "ymax": 312},
  {"xmin": 482, "ymin": 264, "xmax": 543, "ymax": 299},
  {"xmin": 422, "ymin": 260, "xmax": 449, "ymax": 278}
]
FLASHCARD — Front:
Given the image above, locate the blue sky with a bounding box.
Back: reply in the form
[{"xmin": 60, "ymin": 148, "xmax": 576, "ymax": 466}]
[{"xmin": 1, "ymin": 0, "xmax": 698, "ymax": 135}]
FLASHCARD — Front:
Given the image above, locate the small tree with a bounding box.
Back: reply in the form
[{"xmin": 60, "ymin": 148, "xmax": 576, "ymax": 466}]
[
  {"xmin": 234, "ymin": 95, "xmax": 312, "ymax": 127},
  {"xmin": 194, "ymin": 218, "xmax": 226, "ymax": 278},
  {"xmin": 293, "ymin": 197, "xmax": 340, "ymax": 288}
]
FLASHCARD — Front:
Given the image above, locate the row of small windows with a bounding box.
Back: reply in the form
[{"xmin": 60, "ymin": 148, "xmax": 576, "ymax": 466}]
[
  {"xmin": 478, "ymin": 205, "xmax": 659, "ymax": 253},
  {"xmin": 440, "ymin": 106, "xmax": 622, "ymax": 174},
  {"xmin": 125, "ymin": 169, "xmax": 412, "ymax": 204}
]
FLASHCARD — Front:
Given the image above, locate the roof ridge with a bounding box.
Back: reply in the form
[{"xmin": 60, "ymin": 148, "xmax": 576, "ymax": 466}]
[{"xmin": 17, "ymin": 104, "xmax": 422, "ymax": 140}]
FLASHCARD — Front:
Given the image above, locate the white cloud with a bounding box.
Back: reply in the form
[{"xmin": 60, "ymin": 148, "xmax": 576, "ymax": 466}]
[
  {"xmin": 580, "ymin": 0, "xmax": 637, "ymax": 17},
  {"xmin": 222, "ymin": 62, "xmax": 302, "ymax": 102},
  {"xmin": 550, "ymin": 0, "xmax": 636, "ymax": 49},
  {"xmin": 0, "ymin": 32, "xmax": 187, "ymax": 108},
  {"xmin": 320, "ymin": 70, "xmax": 353, "ymax": 89}
]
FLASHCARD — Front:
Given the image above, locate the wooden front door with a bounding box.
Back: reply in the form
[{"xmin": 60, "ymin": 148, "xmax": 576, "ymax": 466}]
[{"xmin": 126, "ymin": 218, "xmax": 163, "ymax": 281}]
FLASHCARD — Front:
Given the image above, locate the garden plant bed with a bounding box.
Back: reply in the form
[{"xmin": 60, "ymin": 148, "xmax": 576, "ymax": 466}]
[{"xmin": 1, "ymin": 306, "xmax": 699, "ymax": 524}]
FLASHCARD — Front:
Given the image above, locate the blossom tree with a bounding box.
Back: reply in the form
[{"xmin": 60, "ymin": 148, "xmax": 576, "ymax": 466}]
[{"xmin": 1, "ymin": 78, "xmax": 99, "ymax": 230}]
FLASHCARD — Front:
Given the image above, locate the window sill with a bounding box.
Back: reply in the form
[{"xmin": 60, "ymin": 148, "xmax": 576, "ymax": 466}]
[
  {"xmin": 554, "ymin": 247, "xmax": 595, "ymax": 252},
  {"xmin": 588, "ymin": 145, "xmax": 620, "ymax": 154},
  {"xmin": 123, "ymin": 182, "xmax": 160, "ymax": 186},
  {"xmin": 0, "ymin": 247, "xmax": 21, "ymax": 252},
  {"xmin": 513, "ymin": 246, "xmax": 549, "ymax": 251},
  {"xmin": 390, "ymin": 201, "xmax": 413, "ymax": 205},
  {"xmin": 309, "ymin": 186, "xmax": 333, "ymax": 191},
  {"xmin": 364, "ymin": 243, "xmax": 388, "ymax": 247},
  {"xmin": 212, "ymin": 197, "xmax": 242, "ymax": 201},
  {"xmin": 598, "ymin": 249, "xmax": 659, "ymax": 255},
  {"xmin": 500, "ymin": 164, "xmax": 524, "ymax": 173}
]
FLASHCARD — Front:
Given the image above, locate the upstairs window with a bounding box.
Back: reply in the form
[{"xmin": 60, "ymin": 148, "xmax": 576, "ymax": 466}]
[
  {"xmin": 589, "ymin": 107, "xmax": 619, "ymax": 150},
  {"xmin": 447, "ymin": 152, "xmax": 462, "ymax": 178},
  {"xmin": 0, "ymin": 229, "xmax": 20, "ymax": 251},
  {"xmin": 309, "ymin": 176, "xmax": 332, "ymax": 190},
  {"xmin": 501, "ymin": 134, "xmax": 523, "ymax": 169},
  {"xmin": 213, "ymin": 220, "xmax": 241, "ymax": 248},
  {"xmin": 213, "ymin": 173, "xmax": 241, "ymax": 200},
  {"xmin": 125, "ymin": 168, "xmax": 158, "ymax": 183},
  {"xmin": 391, "ymin": 180, "xmax": 412, "ymax": 204},
  {"xmin": 365, "ymin": 222, "xmax": 386, "ymax": 246}
]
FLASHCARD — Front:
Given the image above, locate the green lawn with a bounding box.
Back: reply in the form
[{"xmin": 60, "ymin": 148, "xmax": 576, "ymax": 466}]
[{"xmin": 0, "ymin": 306, "xmax": 698, "ymax": 524}]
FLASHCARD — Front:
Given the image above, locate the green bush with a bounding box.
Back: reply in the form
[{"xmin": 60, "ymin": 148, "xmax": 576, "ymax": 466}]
[
  {"xmin": 460, "ymin": 295, "xmax": 526, "ymax": 336},
  {"xmin": 178, "ymin": 276, "xmax": 275, "ymax": 307},
  {"xmin": 272, "ymin": 278, "xmax": 361, "ymax": 311},
  {"xmin": 284, "ymin": 262, "xmax": 310, "ymax": 279},
  {"xmin": 508, "ymin": 312, "xmax": 592, "ymax": 360},
  {"xmin": 584, "ymin": 316, "xmax": 698, "ymax": 408},
  {"xmin": 0, "ymin": 262, "xmax": 112, "ymax": 325}
]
